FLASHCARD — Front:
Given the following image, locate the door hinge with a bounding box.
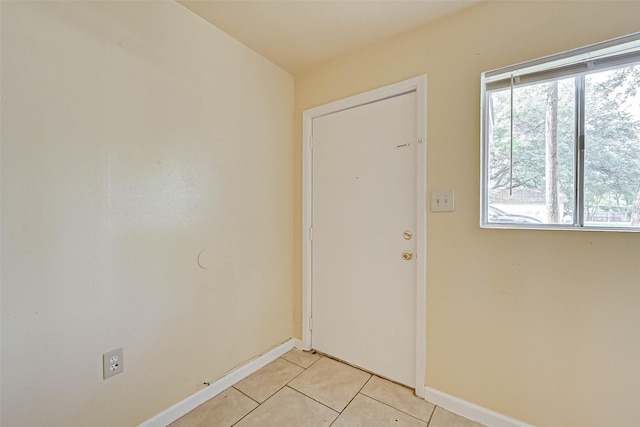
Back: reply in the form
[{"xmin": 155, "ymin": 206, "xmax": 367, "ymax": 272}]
[
  {"xmin": 310, "ymin": 136, "xmax": 313, "ymax": 150},
  {"xmin": 309, "ymin": 226, "xmax": 313, "ymax": 241},
  {"xmin": 309, "ymin": 317, "xmax": 313, "ymax": 331}
]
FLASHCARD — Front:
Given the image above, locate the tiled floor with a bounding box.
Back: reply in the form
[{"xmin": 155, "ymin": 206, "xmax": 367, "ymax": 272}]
[{"xmin": 170, "ymin": 349, "xmax": 486, "ymax": 427}]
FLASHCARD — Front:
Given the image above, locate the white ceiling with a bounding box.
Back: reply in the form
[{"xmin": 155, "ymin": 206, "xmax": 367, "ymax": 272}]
[{"xmin": 178, "ymin": 0, "xmax": 480, "ymax": 74}]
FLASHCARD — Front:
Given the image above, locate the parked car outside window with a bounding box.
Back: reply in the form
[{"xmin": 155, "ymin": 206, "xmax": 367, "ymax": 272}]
[{"xmin": 488, "ymin": 206, "xmax": 542, "ymax": 224}]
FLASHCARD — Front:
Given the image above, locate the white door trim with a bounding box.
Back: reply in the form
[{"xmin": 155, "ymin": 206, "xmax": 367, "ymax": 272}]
[{"xmin": 302, "ymin": 75, "xmax": 427, "ymax": 397}]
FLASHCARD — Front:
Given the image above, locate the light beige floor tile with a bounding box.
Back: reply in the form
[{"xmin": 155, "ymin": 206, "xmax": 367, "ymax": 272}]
[
  {"xmin": 168, "ymin": 387, "xmax": 257, "ymax": 427},
  {"xmin": 332, "ymin": 393, "xmax": 427, "ymax": 427},
  {"xmin": 233, "ymin": 358, "xmax": 304, "ymax": 403},
  {"xmin": 281, "ymin": 348, "xmax": 321, "ymax": 368},
  {"xmin": 234, "ymin": 386, "xmax": 338, "ymax": 427},
  {"xmin": 288, "ymin": 356, "xmax": 371, "ymax": 412},
  {"xmin": 360, "ymin": 376, "xmax": 435, "ymax": 422},
  {"xmin": 429, "ymin": 407, "xmax": 487, "ymax": 427}
]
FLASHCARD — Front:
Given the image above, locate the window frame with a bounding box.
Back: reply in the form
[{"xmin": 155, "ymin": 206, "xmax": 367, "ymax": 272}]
[{"xmin": 480, "ymin": 32, "xmax": 640, "ymax": 232}]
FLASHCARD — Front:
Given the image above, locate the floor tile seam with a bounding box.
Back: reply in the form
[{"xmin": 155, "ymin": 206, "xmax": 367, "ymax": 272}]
[
  {"xmin": 277, "ymin": 355, "xmax": 309, "ymax": 373},
  {"xmin": 231, "ymin": 385, "xmax": 261, "ymax": 405},
  {"xmin": 280, "ymin": 350, "xmax": 322, "ymax": 369},
  {"xmin": 229, "ymin": 394, "xmax": 261, "ymax": 427},
  {"xmin": 357, "ymin": 391, "xmax": 433, "ymax": 425},
  {"xmin": 283, "ymin": 385, "xmax": 341, "ymax": 417},
  {"xmin": 425, "ymin": 404, "xmax": 438, "ymax": 425},
  {"xmin": 229, "ymin": 356, "xmax": 314, "ymax": 425},
  {"xmin": 328, "ymin": 412, "xmax": 341, "ymax": 427},
  {"xmin": 235, "ymin": 357, "xmax": 305, "ymax": 402},
  {"xmin": 282, "ymin": 355, "xmax": 319, "ymax": 387},
  {"xmin": 325, "ymin": 371, "xmax": 374, "ymax": 415},
  {"xmin": 234, "ymin": 381, "xmax": 343, "ymax": 422},
  {"xmin": 312, "ymin": 352, "xmax": 399, "ymax": 390},
  {"xmin": 284, "ymin": 384, "xmax": 345, "ymax": 415},
  {"xmin": 229, "ymin": 384, "xmax": 304, "ymax": 426},
  {"xmin": 243, "ymin": 379, "xmax": 294, "ymax": 406}
]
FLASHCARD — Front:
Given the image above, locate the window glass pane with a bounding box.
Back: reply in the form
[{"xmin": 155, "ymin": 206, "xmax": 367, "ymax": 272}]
[
  {"xmin": 584, "ymin": 65, "xmax": 640, "ymax": 228},
  {"xmin": 486, "ymin": 78, "xmax": 576, "ymax": 225}
]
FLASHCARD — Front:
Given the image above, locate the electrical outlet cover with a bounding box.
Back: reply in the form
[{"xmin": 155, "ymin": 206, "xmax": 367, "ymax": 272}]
[{"xmin": 103, "ymin": 347, "xmax": 124, "ymax": 379}]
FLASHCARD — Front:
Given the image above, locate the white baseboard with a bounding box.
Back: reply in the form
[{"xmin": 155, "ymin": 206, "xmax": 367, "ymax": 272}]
[
  {"xmin": 424, "ymin": 387, "xmax": 535, "ymax": 427},
  {"xmin": 139, "ymin": 338, "xmax": 302, "ymax": 427}
]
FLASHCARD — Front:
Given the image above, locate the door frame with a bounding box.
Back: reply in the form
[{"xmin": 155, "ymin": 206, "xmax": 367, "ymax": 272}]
[{"xmin": 301, "ymin": 75, "xmax": 427, "ymax": 397}]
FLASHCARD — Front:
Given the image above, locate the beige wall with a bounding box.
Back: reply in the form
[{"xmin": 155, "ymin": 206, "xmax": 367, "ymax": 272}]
[
  {"xmin": 4, "ymin": 1, "xmax": 640, "ymax": 426},
  {"xmin": 1, "ymin": 1, "xmax": 293, "ymax": 426},
  {"xmin": 294, "ymin": 2, "xmax": 640, "ymax": 426}
]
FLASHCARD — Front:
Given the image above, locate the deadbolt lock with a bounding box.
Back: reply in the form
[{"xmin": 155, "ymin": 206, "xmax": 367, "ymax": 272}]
[
  {"xmin": 402, "ymin": 250, "xmax": 413, "ymax": 261},
  {"xmin": 403, "ymin": 231, "xmax": 413, "ymax": 240}
]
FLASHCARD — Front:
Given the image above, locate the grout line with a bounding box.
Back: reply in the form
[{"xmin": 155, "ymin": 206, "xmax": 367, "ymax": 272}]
[
  {"xmin": 359, "ymin": 392, "xmax": 431, "ymax": 425},
  {"xmin": 426, "ymin": 404, "xmax": 437, "ymax": 425},
  {"xmin": 326, "ymin": 376, "xmax": 374, "ymax": 426},
  {"xmin": 278, "ymin": 356, "xmax": 307, "ymax": 370},
  {"xmin": 229, "ymin": 353, "xmax": 434, "ymax": 427},
  {"xmin": 231, "ymin": 384, "xmax": 305, "ymax": 426},
  {"xmin": 229, "ymin": 390, "xmax": 261, "ymax": 426},
  {"xmin": 303, "ymin": 355, "xmax": 322, "ymax": 369},
  {"xmin": 235, "ymin": 355, "xmax": 308, "ymax": 409},
  {"xmin": 231, "ymin": 386, "xmax": 260, "ymax": 405},
  {"xmin": 313, "ymin": 351, "xmax": 410, "ymax": 389},
  {"xmin": 284, "ymin": 356, "xmax": 362, "ymax": 416},
  {"xmin": 330, "ymin": 370, "xmax": 373, "ymax": 417},
  {"xmin": 328, "ymin": 412, "xmax": 340, "ymax": 427},
  {"xmin": 285, "ymin": 356, "xmax": 320, "ymax": 384},
  {"xmin": 284, "ymin": 385, "xmax": 341, "ymax": 415},
  {"xmin": 233, "ymin": 355, "xmax": 337, "ymax": 424},
  {"xmin": 286, "ymin": 385, "xmax": 340, "ymax": 414},
  {"xmin": 280, "ymin": 351, "xmax": 322, "ymax": 370}
]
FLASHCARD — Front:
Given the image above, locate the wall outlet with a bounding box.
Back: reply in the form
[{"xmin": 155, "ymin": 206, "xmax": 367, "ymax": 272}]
[
  {"xmin": 431, "ymin": 190, "xmax": 455, "ymax": 212},
  {"xmin": 103, "ymin": 347, "xmax": 124, "ymax": 379}
]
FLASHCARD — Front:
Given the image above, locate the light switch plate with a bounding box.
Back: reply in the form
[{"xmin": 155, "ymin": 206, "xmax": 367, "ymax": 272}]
[{"xmin": 431, "ymin": 190, "xmax": 454, "ymax": 212}]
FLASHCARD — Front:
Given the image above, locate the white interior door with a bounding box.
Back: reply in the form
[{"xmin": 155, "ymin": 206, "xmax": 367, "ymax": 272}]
[{"xmin": 311, "ymin": 91, "xmax": 419, "ymax": 387}]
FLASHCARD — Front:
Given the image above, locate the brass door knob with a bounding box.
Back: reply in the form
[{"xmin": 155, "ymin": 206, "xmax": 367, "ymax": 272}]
[{"xmin": 402, "ymin": 250, "xmax": 413, "ymax": 261}]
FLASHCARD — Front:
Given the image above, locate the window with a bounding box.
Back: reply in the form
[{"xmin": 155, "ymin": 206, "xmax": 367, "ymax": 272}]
[{"xmin": 481, "ymin": 33, "xmax": 640, "ymax": 230}]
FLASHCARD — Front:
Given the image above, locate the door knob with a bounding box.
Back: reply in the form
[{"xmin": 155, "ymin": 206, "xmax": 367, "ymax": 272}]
[{"xmin": 402, "ymin": 250, "xmax": 413, "ymax": 261}]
